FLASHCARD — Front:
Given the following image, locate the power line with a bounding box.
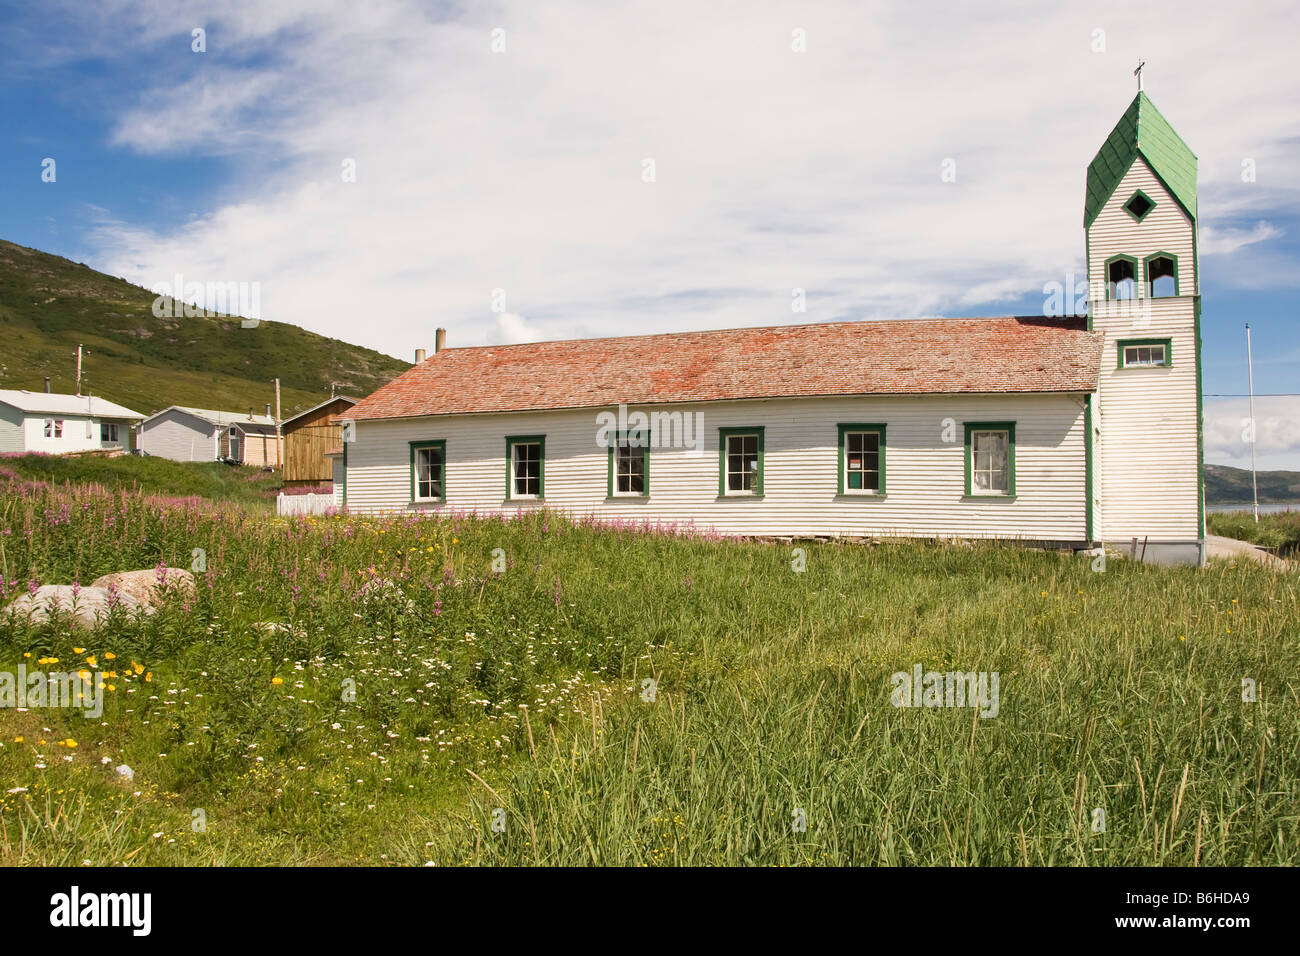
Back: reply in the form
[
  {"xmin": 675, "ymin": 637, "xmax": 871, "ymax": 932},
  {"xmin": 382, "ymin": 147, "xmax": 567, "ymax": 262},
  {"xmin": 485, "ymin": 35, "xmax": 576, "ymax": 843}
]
[{"xmin": 1204, "ymin": 393, "xmax": 1300, "ymax": 397}]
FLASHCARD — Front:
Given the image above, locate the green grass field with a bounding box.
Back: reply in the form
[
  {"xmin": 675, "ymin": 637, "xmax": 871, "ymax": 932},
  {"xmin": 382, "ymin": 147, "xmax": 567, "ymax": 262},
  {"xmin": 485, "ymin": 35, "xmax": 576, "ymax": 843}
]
[
  {"xmin": 0, "ymin": 453, "xmax": 281, "ymax": 509},
  {"xmin": 0, "ymin": 475, "xmax": 1296, "ymax": 866}
]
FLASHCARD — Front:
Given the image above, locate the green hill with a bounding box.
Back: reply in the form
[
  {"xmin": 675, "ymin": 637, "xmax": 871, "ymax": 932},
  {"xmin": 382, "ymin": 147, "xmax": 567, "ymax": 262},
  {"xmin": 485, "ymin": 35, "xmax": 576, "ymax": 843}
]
[
  {"xmin": 0, "ymin": 239, "xmax": 409, "ymax": 417},
  {"xmin": 1205, "ymin": 463, "xmax": 1300, "ymax": 505}
]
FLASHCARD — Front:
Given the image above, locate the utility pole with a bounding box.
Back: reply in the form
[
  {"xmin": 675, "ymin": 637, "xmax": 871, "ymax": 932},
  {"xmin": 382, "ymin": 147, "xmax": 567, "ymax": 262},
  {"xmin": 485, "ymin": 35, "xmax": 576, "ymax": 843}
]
[
  {"xmin": 1246, "ymin": 324, "xmax": 1259, "ymax": 523},
  {"xmin": 274, "ymin": 378, "xmax": 283, "ymax": 470},
  {"xmin": 75, "ymin": 345, "xmax": 83, "ymax": 395}
]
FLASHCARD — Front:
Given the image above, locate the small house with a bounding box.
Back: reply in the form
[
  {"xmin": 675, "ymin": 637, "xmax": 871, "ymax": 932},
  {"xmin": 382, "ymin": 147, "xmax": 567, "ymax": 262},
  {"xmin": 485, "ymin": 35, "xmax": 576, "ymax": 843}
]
[
  {"xmin": 139, "ymin": 405, "xmax": 280, "ymax": 465},
  {"xmin": 0, "ymin": 388, "xmax": 144, "ymax": 454}
]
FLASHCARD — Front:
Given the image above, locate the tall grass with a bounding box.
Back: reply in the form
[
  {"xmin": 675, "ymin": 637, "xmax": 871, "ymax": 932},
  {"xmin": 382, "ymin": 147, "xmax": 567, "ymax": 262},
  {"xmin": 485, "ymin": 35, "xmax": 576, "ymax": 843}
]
[
  {"xmin": 1, "ymin": 475, "xmax": 1296, "ymax": 865},
  {"xmin": 1209, "ymin": 509, "xmax": 1300, "ymax": 557}
]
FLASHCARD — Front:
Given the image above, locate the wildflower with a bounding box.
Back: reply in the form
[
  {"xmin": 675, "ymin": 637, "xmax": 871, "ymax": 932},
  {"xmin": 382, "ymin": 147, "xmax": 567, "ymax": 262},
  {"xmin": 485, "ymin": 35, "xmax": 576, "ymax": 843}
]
[
  {"xmin": 63, "ymin": 739, "xmax": 78, "ymax": 748},
  {"xmin": 104, "ymin": 652, "xmax": 115, "ymax": 660},
  {"xmin": 73, "ymin": 647, "xmax": 85, "ymax": 654},
  {"xmin": 85, "ymin": 656, "xmax": 96, "ymax": 667},
  {"xmin": 272, "ymin": 677, "xmax": 284, "ymax": 685}
]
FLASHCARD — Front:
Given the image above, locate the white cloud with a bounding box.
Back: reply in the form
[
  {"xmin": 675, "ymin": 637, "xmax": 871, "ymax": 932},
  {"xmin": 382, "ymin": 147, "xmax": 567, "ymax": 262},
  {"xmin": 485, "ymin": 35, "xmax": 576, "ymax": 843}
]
[
  {"xmin": 490, "ymin": 312, "xmax": 545, "ymax": 345},
  {"xmin": 1199, "ymin": 221, "xmax": 1283, "ymax": 256},
  {"xmin": 44, "ymin": 0, "xmax": 1300, "ymax": 361},
  {"xmin": 1205, "ymin": 397, "xmax": 1300, "ymax": 470}
]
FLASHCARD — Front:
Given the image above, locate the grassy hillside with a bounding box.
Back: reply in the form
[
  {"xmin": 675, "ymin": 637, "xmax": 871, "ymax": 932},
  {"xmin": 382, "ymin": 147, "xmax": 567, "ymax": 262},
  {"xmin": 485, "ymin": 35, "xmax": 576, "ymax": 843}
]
[
  {"xmin": 0, "ymin": 452, "xmax": 281, "ymax": 508},
  {"xmin": 1, "ymin": 481, "xmax": 1295, "ymax": 866},
  {"xmin": 1206, "ymin": 462, "xmax": 1300, "ymax": 505},
  {"xmin": 0, "ymin": 239, "xmax": 409, "ymax": 417}
]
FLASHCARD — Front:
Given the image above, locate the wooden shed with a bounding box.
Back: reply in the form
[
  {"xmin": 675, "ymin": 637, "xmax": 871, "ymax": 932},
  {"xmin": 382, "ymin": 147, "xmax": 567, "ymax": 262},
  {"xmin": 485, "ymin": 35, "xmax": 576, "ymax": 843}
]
[{"xmin": 281, "ymin": 396, "xmax": 356, "ymax": 489}]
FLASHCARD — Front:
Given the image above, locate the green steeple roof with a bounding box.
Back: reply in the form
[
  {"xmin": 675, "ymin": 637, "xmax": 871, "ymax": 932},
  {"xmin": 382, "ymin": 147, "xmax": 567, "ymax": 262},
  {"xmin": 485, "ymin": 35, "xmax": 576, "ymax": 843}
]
[{"xmin": 1084, "ymin": 92, "xmax": 1197, "ymax": 228}]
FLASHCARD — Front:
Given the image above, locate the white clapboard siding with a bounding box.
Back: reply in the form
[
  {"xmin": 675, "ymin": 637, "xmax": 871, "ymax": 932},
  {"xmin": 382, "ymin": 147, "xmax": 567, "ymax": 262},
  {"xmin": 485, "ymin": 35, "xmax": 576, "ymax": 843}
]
[
  {"xmin": 277, "ymin": 493, "xmax": 336, "ymax": 516},
  {"xmin": 0, "ymin": 403, "xmax": 25, "ymax": 452},
  {"xmin": 140, "ymin": 410, "xmax": 218, "ymax": 462},
  {"xmin": 1089, "ymin": 157, "xmax": 1200, "ymax": 542},
  {"xmin": 22, "ymin": 414, "xmax": 101, "ymax": 453},
  {"xmin": 345, "ymin": 393, "xmax": 1088, "ymax": 541}
]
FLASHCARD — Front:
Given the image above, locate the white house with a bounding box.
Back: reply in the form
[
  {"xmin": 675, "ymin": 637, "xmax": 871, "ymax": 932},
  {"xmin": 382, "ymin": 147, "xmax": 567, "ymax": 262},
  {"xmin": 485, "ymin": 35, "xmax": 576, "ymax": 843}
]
[
  {"xmin": 0, "ymin": 389, "xmax": 144, "ymax": 454},
  {"xmin": 340, "ymin": 92, "xmax": 1205, "ymax": 565},
  {"xmin": 139, "ymin": 406, "xmax": 280, "ymax": 465}
]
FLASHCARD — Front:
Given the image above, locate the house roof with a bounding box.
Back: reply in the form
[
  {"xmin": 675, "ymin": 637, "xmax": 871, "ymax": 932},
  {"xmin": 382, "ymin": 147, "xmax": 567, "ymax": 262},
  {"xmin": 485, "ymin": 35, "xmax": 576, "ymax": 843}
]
[
  {"xmin": 348, "ymin": 316, "xmax": 1103, "ymax": 421},
  {"xmin": 1085, "ymin": 92, "xmax": 1197, "ymax": 228},
  {"xmin": 143, "ymin": 405, "xmax": 278, "ymax": 428},
  {"xmin": 0, "ymin": 389, "xmax": 145, "ymax": 419},
  {"xmin": 281, "ymin": 396, "xmax": 358, "ymax": 428}
]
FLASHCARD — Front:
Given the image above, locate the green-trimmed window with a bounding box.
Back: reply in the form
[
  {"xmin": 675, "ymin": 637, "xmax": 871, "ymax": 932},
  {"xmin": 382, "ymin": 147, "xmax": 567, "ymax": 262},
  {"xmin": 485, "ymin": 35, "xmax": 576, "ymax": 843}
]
[
  {"xmin": 1106, "ymin": 254, "xmax": 1137, "ymax": 300},
  {"xmin": 719, "ymin": 427, "xmax": 764, "ymax": 496},
  {"xmin": 506, "ymin": 435, "xmax": 545, "ymax": 499},
  {"xmin": 1123, "ymin": 189, "xmax": 1155, "ymax": 222},
  {"xmin": 1144, "ymin": 252, "xmax": 1178, "ymax": 298},
  {"xmin": 607, "ymin": 430, "xmax": 648, "ymax": 497},
  {"xmin": 838, "ymin": 424, "xmax": 886, "ymax": 495},
  {"xmin": 1117, "ymin": 338, "xmax": 1171, "ymax": 369},
  {"xmin": 410, "ymin": 440, "xmax": 446, "ymax": 501},
  {"xmin": 964, "ymin": 422, "xmax": 1015, "ymax": 497}
]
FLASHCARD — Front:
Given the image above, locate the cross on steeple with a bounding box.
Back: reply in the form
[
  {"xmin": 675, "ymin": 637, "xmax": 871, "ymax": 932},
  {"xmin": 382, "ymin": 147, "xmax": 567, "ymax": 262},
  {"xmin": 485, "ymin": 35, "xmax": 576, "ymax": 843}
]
[{"xmin": 1134, "ymin": 58, "xmax": 1146, "ymax": 92}]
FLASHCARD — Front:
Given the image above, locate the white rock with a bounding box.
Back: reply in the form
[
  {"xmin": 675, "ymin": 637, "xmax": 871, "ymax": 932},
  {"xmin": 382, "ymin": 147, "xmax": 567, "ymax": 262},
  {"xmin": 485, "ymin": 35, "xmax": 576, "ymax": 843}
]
[
  {"xmin": 3, "ymin": 585, "xmax": 146, "ymax": 629},
  {"xmin": 115, "ymin": 764, "xmax": 134, "ymax": 781}
]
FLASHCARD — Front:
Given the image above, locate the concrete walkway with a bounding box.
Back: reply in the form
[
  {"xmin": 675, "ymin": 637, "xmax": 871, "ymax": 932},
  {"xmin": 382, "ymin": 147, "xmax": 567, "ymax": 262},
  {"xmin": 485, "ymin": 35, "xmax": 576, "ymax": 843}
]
[{"xmin": 1206, "ymin": 534, "xmax": 1293, "ymax": 570}]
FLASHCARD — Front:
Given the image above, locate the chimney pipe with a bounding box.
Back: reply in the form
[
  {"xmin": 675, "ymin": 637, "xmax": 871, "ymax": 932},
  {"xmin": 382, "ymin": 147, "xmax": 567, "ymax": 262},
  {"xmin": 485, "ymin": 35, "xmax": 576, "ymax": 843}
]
[
  {"xmin": 265, "ymin": 403, "xmax": 272, "ymax": 419},
  {"xmin": 248, "ymin": 407, "xmax": 254, "ymax": 420},
  {"xmin": 435, "ymin": 328, "xmax": 447, "ymax": 353},
  {"xmin": 414, "ymin": 348, "xmax": 426, "ymax": 364},
  {"xmin": 44, "ymin": 377, "xmax": 51, "ymax": 393}
]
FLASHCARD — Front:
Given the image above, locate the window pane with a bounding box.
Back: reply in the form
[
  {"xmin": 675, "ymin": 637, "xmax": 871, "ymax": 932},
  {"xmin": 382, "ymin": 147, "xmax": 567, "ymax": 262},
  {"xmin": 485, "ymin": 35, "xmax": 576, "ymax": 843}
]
[
  {"xmin": 972, "ymin": 431, "xmax": 1008, "ymax": 492},
  {"xmin": 512, "ymin": 442, "xmax": 540, "ymax": 495}
]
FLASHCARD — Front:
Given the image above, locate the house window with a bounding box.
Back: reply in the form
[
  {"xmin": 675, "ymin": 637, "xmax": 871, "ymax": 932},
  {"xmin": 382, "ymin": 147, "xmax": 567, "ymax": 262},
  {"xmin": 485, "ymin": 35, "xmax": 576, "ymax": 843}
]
[
  {"xmin": 719, "ymin": 428, "xmax": 764, "ymax": 496},
  {"xmin": 1123, "ymin": 190, "xmax": 1155, "ymax": 222},
  {"xmin": 506, "ymin": 436, "xmax": 545, "ymax": 499},
  {"xmin": 964, "ymin": 422, "xmax": 1016, "ymax": 497},
  {"xmin": 608, "ymin": 431, "xmax": 648, "ymax": 497},
  {"xmin": 1145, "ymin": 254, "xmax": 1177, "ymax": 297},
  {"xmin": 838, "ymin": 424, "xmax": 886, "ymax": 495},
  {"xmin": 100, "ymin": 423, "xmax": 119, "ymax": 443},
  {"xmin": 44, "ymin": 419, "xmax": 63, "ymax": 438},
  {"xmin": 1106, "ymin": 256, "xmax": 1137, "ymax": 299},
  {"xmin": 1118, "ymin": 339, "xmax": 1171, "ymax": 368},
  {"xmin": 410, "ymin": 440, "xmax": 446, "ymax": 501}
]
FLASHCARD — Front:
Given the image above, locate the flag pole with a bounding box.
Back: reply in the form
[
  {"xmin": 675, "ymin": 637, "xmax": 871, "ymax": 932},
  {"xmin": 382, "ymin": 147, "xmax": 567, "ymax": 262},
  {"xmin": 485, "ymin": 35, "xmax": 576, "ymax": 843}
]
[{"xmin": 1246, "ymin": 324, "xmax": 1259, "ymax": 523}]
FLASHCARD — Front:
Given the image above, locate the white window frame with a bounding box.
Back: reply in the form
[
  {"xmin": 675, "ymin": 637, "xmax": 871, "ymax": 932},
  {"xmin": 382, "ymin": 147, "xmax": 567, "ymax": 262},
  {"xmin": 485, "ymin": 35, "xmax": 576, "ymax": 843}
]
[
  {"xmin": 413, "ymin": 443, "xmax": 445, "ymax": 501},
  {"xmin": 1122, "ymin": 344, "xmax": 1168, "ymax": 368},
  {"xmin": 507, "ymin": 438, "xmax": 544, "ymax": 499},
  {"xmin": 966, "ymin": 425, "xmax": 1015, "ymax": 497}
]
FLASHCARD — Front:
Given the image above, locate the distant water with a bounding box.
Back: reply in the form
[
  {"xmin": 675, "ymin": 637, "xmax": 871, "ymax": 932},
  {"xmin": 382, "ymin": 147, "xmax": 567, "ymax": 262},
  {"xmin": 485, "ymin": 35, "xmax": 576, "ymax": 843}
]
[{"xmin": 1207, "ymin": 503, "xmax": 1300, "ymax": 514}]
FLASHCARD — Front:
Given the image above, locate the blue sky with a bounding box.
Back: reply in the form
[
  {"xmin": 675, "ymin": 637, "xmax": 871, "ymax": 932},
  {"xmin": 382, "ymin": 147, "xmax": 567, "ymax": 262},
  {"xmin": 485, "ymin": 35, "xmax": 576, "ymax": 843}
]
[{"xmin": 1, "ymin": 0, "xmax": 1297, "ymax": 467}]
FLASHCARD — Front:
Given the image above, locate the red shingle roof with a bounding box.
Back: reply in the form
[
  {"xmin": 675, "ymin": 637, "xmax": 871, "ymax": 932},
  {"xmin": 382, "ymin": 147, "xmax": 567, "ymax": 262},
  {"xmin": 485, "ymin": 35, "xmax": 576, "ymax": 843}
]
[{"xmin": 349, "ymin": 317, "xmax": 1102, "ymax": 421}]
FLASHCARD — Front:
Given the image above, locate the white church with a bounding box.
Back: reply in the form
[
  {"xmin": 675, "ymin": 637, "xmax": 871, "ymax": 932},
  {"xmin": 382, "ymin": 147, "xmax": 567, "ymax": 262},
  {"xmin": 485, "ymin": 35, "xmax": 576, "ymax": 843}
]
[{"xmin": 339, "ymin": 92, "xmax": 1204, "ymax": 565}]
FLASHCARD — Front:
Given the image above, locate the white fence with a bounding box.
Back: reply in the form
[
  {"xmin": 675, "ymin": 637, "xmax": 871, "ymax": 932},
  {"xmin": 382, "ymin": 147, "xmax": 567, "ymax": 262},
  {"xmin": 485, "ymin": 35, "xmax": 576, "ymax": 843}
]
[{"xmin": 276, "ymin": 492, "xmax": 336, "ymax": 516}]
